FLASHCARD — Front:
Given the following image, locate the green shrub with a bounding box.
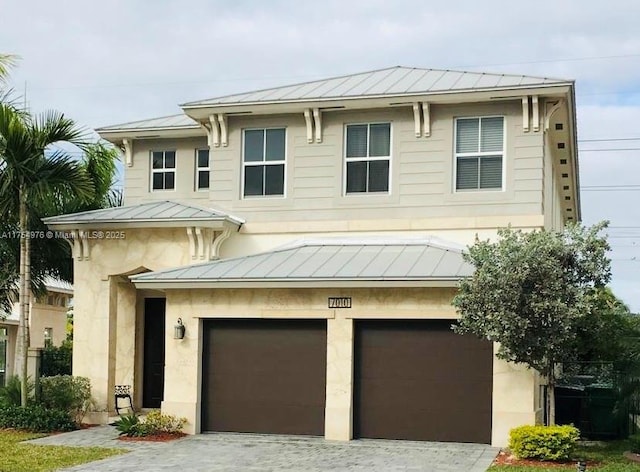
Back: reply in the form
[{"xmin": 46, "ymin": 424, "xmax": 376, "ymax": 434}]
[
  {"xmin": 114, "ymin": 410, "xmax": 186, "ymax": 437},
  {"xmin": 0, "ymin": 405, "xmax": 76, "ymax": 432},
  {"xmin": 113, "ymin": 414, "xmax": 140, "ymax": 437},
  {"xmin": 0, "ymin": 376, "xmax": 34, "ymax": 407},
  {"xmin": 39, "ymin": 375, "xmax": 94, "ymax": 424},
  {"xmin": 629, "ymin": 434, "xmax": 640, "ymax": 454},
  {"xmin": 509, "ymin": 425, "xmax": 580, "ymax": 461},
  {"xmin": 142, "ymin": 410, "xmax": 186, "ymax": 434}
]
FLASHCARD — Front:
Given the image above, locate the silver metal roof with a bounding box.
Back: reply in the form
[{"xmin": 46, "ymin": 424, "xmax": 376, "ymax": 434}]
[
  {"xmin": 43, "ymin": 200, "xmax": 244, "ymax": 226},
  {"xmin": 182, "ymin": 66, "xmax": 571, "ymax": 107},
  {"xmin": 131, "ymin": 238, "xmax": 472, "ymax": 287},
  {"xmin": 96, "ymin": 114, "xmax": 199, "ymax": 132}
]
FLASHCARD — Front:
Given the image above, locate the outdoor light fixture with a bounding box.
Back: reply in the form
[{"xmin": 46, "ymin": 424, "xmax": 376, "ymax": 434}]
[
  {"xmin": 174, "ymin": 318, "xmax": 186, "ymax": 340},
  {"xmin": 576, "ymin": 460, "xmax": 587, "ymax": 472}
]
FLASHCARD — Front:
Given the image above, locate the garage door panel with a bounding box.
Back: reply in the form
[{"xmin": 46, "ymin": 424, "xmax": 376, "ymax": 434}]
[
  {"xmin": 202, "ymin": 319, "xmax": 327, "ymax": 436},
  {"xmin": 355, "ymin": 320, "xmax": 492, "ymax": 443}
]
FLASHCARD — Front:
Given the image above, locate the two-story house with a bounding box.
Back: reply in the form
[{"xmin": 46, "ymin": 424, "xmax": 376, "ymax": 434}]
[{"xmin": 44, "ymin": 66, "xmax": 579, "ymax": 447}]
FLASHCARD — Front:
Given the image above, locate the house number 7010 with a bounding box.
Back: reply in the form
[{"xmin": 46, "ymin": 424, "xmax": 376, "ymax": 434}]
[{"xmin": 328, "ymin": 297, "xmax": 352, "ymax": 309}]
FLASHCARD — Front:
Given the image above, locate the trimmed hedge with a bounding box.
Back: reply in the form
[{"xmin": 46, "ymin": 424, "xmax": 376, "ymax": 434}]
[
  {"xmin": 509, "ymin": 425, "xmax": 580, "ymax": 461},
  {"xmin": 0, "ymin": 405, "xmax": 76, "ymax": 432}
]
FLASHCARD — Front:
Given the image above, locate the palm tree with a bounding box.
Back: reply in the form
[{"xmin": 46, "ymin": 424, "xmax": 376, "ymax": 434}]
[
  {"xmin": 0, "ymin": 54, "xmax": 18, "ymax": 84},
  {"xmin": 0, "ymin": 104, "xmax": 93, "ymax": 405}
]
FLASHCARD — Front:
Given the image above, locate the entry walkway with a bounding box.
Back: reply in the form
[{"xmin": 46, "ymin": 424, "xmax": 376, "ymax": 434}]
[{"xmin": 28, "ymin": 426, "xmax": 499, "ymax": 471}]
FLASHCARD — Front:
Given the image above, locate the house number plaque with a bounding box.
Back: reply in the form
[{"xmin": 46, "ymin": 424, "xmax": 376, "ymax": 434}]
[{"xmin": 328, "ymin": 297, "xmax": 352, "ymax": 309}]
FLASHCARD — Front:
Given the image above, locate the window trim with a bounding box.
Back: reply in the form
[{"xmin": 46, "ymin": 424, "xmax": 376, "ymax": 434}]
[
  {"xmin": 241, "ymin": 127, "xmax": 287, "ymax": 199},
  {"xmin": 453, "ymin": 115, "xmax": 506, "ymax": 193},
  {"xmin": 195, "ymin": 148, "xmax": 210, "ymax": 191},
  {"xmin": 150, "ymin": 150, "xmax": 177, "ymax": 192},
  {"xmin": 343, "ymin": 122, "xmax": 392, "ymax": 196}
]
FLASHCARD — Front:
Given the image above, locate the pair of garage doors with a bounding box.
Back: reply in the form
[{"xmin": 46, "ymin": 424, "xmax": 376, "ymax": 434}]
[{"xmin": 201, "ymin": 319, "xmax": 492, "ymax": 443}]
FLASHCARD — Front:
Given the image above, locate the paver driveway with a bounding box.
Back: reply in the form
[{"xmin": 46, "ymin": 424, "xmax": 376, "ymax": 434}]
[{"xmin": 29, "ymin": 426, "xmax": 499, "ymax": 471}]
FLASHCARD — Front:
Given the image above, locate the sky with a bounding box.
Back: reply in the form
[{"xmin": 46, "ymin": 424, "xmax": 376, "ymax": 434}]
[{"xmin": 1, "ymin": 0, "xmax": 639, "ymax": 310}]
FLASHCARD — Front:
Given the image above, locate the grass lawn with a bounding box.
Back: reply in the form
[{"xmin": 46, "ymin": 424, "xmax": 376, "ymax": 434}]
[
  {"xmin": 0, "ymin": 429, "xmax": 124, "ymax": 472},
  {"xmin": 490, "ymin": 440, "xmax": 640, "ymax": 471}
]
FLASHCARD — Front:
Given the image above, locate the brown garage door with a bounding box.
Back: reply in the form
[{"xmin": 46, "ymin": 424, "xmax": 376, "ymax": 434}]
[
  {"xmin": 201, "ymin": 319, "xmax": 327, "ymax": 436},
  {"xmin": 354, "ymin": 320, "xmax": 492, "ymax": 443}
]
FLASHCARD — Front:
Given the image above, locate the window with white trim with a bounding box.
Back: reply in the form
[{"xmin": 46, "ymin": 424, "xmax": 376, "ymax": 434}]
[
  {"xmin": 345, "ymin": 123, "xmax": 390, "ymax": 194},
  {"xmin": 455, "ymin": 116, "xmax": 504, "ymax": 191},
  {"xmin": 243, "ymin": 128, "xmax": 285, "ymax": 197},
  {"xmin": 44, "ymin": 327, "xmax": 53, "ymax": 347},
  {"xmin": 195, "ymin": 149, "xmax": 210, "ymax": 190},
  {"xmin": 151, "ymin": 151, "xmax": 176, "ymax": 191}
]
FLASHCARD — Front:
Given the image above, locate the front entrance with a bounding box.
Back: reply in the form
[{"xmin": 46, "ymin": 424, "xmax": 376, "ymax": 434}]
[{"xmin": 143, "ymin": 298, "xmax": 166, "ymax": 408}]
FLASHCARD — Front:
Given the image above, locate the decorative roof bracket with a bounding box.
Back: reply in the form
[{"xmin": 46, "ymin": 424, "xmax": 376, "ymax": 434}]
[
  {"xmin": 216, "ymin": 114, "xmax": 228, "ymax": 147},
  {"xmin": 544, "ymin": 99, "xmax": 565, "ymax": 131},
  {"xmin": 522, "ymin": 96, "xmax": 530, "ymax": 132},
  {"xmin": 303, "ymin": 109, "xmax": 313, "ymax": 143},
  {"xmin": 422, "ymin": 102, "xmax": 431, "ymax": 137},
  {"xmin": 121, "ymin": 139, "xmax": 133, "ymax": 167},
  {"xmin": 412, "ymin": 103, "xmax": 421, "ymax": 137},
  {"xmin": 532, "ymin": 96, "xmax": 540, "ymax": 132},
  {"xmin": 313, "ymin": 108, "xmax": 322, "ymax": 143}
]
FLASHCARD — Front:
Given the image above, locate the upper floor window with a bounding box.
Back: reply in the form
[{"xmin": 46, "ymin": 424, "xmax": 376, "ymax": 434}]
[
  {"xmin": 243, "ymin": 128, "xmax": 285, "ymax": 197},
  {"xmin": 151, "ymin": 151, "xmax": 176, "ymax": 191},
  {"xmin": 455, "ymin": 117, "xmax": 504, "ymax": 191},
  {"xmin": 195, "ymin": 149, "xmax": 210, "ymax": 190},
  {"xmin": 345, "ymin": 123, "xmax": 390, "ymax": 194}
]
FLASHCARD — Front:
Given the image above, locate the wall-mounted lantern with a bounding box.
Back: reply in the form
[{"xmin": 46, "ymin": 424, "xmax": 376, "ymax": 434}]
[{"xmin": 174, "ymin": 318, "xmax": 186, "ymax": 340}]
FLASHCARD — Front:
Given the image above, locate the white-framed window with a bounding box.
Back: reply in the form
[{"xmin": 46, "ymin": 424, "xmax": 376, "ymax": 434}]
[
  {"xmin": 242, "ymin": 128, "xmax": 286, "ymax": 197},
  {"xmin": 344, "ymin": 123, "xmax": 391, "ymax": 194},
  {"xmin": 44, "ymin": 327, "xmax": 53, "ymax": 347},
  {"xmin": 151, "ymin": 150, "xmax": 176, "ymax": 191},
  {"xmin": 454, "ymin": 116, "xmax": 504, "ymax": 191},
  {"xmin": 195, "ymin": 149, "xmax": 210, "ymax": 191}
]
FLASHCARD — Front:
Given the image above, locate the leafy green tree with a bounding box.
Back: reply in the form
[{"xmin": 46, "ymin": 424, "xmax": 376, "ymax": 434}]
[
  {"xmin": 0, "ymin": 103, "xmax": 94, "ymax": 405},
  {"xmin": 452, "ymin": 222, "xmax": 611, "ymax": 424},
  {"xmin": 575, "ymin": 288, "xmax": 637, "ymax": 364}
]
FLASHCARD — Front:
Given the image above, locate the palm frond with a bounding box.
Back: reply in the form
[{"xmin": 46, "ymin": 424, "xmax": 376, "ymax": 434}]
[
  {"xmin": 32, "ymin": 110, "xmax": 88, "ymax": 150},
  {"xmin": 0, "ymin": 54, "xmax": 19, "ymax": 85}
]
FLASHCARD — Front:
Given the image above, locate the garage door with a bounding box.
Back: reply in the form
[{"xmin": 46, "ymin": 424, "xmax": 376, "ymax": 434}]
[
  {"xmin": 201, "ymin": 319, "xmax": 327, "ymax": 436},
  {"xmin": 354, "ymin": 320, "xmax": 492, "ymax": 443}
]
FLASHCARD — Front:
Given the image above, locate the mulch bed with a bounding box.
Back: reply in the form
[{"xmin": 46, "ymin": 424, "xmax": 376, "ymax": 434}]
[
  {"xmin": 493, "ymin": 450, "xmax": 599, "ymax": 468},
  {"xmin": 118, "ymin": 432, "xmax": 186, "ymax": 442}
]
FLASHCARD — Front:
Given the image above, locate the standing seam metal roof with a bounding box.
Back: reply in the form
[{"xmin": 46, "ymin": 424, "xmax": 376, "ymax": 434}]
[
  {"xmin": 131, "ymin": 239, "xmax": 473, "ymax": 283},
  {"xmin": 182, "ymin": 66, "xmax": 571, "ymax": 107},
  {"xmin": 42, "ymin": 201, "xmax": 244, "ymax": 225}
]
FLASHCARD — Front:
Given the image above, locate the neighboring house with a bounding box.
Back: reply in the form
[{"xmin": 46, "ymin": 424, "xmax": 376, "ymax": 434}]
[
  {"xmin": 0, "ymin": 277, "xmax": 72, "ymax": 386},
  {"xmin": 43, "ymin": 66, "xmax": 578, "ymax": 446}
]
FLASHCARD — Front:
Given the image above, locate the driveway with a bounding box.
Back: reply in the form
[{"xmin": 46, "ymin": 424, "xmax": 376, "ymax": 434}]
[{"xmin": 28, "ymin": 426, "xmax": 499, "ymax": 471}]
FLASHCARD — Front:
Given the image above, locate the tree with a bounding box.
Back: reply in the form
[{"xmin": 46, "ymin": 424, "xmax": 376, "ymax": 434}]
[
  {"xmin": 452, "ymin": 222, "xmax": 611, "ymax": 424},
  {"xmin": 0, "ymin": 103, "xmax": 94, "ymax": 405}
]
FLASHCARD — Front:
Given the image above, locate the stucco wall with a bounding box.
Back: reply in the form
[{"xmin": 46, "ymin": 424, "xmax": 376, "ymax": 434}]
[
  {"xmin": 160, "ymin": 287, "xmax": 536, "ymax": 447},
  {"xmin": 72, "ymin": 228, "xmax": 193, "ymax": 422}
]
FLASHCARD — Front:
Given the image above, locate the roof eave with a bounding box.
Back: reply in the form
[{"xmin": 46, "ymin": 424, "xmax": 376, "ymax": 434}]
[
  {"xmin": 44, "ymin": 217, "xmax": 243, "ymax": 231},
  {"xmin": 130, "ymin": 278, "xmax": 464, "ymax": 290},
  {"xmin": 97, "ymin": 126, "xmax": 204, "ymax": 143}
]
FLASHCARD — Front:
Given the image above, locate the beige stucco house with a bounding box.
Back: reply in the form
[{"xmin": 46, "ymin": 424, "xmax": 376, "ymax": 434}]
[
  {"xmin": 0, "ymin": 278, "xmax": 72, "ymax": 386},
  {"xmin": 43, "ymin": 66, "xmax": 579, "ymax": 447}
]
